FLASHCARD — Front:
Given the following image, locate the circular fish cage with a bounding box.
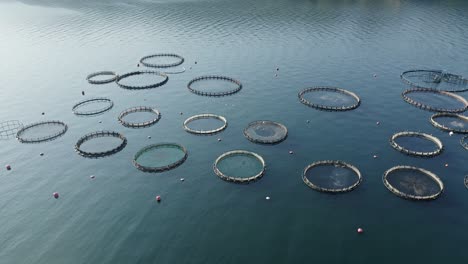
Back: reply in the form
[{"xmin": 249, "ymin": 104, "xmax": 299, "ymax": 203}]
[
  {"xmin": 401, "ymin": 69, "xmax": 468, "ymax": 92},
  {"xmin": 465, "ymin": 175, "xmax": 468, "ymax": 189},
  {"xmin": 383, "ymin": 165, "xmax": 444, "ymax": 200},
  {"xmin": 0, "ymin": 120, "xmax": 23, "ymax": 140},
  {"xmin": 16, "ymin": 121, "xmax": 68, "ymax": 143},
  {"xmin": 116, "ymin": 70, "xmax": 168, "ymax": 90},
  {"xmin": 139, "ymin": 53, "xmax": 184, "ymax": 68},
  {"xmin": 86, "ymin": 71, "xmax": 118, "ymax": 84},
  {"xmin": 72, "ymin": 97, "xmax": 114, "ymax": 116},
  {"xmin": 461, "ymin": 136, "xmax": 468, "ymax": 150},
  {"xmin": 401, "ymin": 88, "xmax": 468, "ymax": 113},
  {"xmin": 298, "ymin": 86, "xmax": 361, "ymax": 111},
  {"xmin": 75, "ymin": 131, "xmax": 127, "ymax": 158},
  {"xmin": 118, "ymin": 106, "xmax": 161, "ymax": 129},
  {"xmin": 389, "ymin": 131, "xmax": 443, "ymax": 157},
  {"xmin": 244, "ymin": 120, "xmax": 288, "ymax": 144},
  {"xmin": 133, "ymin": 143, "xmax": 188, "ymax": 172},
  {"xmin": 213, "ymin": 150, "xmax": 266, "ymax": 183},
  {"xmin": 183, "ymin": 114, "xmax": 227, "ymax": 135},
  {"xmin": 187, "ymin": 75, "xmax": 242, "ymax": 96},
  {"xmin": 430, "ymin": 113, "xmax": 468, "ymax": 134},
  {"xmin": 162, "ymin": 67, "xmax": 186, "ymax": 75},
  {"xmin": 302, "ymin": 160, "xmax": 362, "ymax": 193}
]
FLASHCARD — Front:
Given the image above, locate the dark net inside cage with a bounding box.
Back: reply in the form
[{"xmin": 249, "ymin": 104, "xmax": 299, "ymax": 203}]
[
  {"xmin": 390, "ymin": 132, "xmax": 443, "ymax": 157},
  {"xmin": 16, "ymin": 121, "xmax": 67, "ymax": 143},
  {"xmin": 401, "ymin": 70, "xmax": 468, "ymax": 92},
  {"xmin": 299, "ymin": 87, "xmax": 360, "ymax": 111},
  {"xmin": 139, "ymin": 54, "xmax": 184, "ymax": 68},
  {"xmin": 303, "ymin": 161, "xmax": 361, "ymax": 192},
  {"xmin": 75, "ymin": 131, "xmax": 126, "ymax": 158},
  {"xmin": 0, "ymin": 120, "xmax": 23, "ymax": 140},
  {"xmin": 183, "ymin": 114, "xmax": 227, "ymax": 135},
  {"xmin": 384, "ymin": 166, "xmax": 443, "ymax": 200},
  {"xmin": 133, "ymin": 143, "xmax": 187, "ymax": 172},
  {"xmin": 116, "ymin": 71, "xmax": 168, "ymax": 90},
  {"xmin": 402, "ymin": 88, "xmax": 468, "ymax": 113},
  {"xmin": 214, "ymin": 151, "xmax": 265, "ymax": 183},
  {"xmin": 72, "ymin": 98, "xmax": 113, "ymax": 116},
  {"xmin": 244, "ymin": 121, "xmax": 287, "ymax": 144},
  {"xmin": 119, "ymin": 107, "xmax": 161, "ymax": 128},
  {"xmin": 431, "ymin": 113, "xmax": 468, "ymax": 133},
  {"xmin": 187, "ymin": 76, "xmax": 242, "ymax": 96}
]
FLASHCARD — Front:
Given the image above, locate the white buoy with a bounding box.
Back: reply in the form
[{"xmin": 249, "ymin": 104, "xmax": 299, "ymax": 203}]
[
  {"xmin": 266, "ymin": 196, "xmax": 270, "ymax": 200},
  {"xmin": 376, "ymin": 121, "xmax": 380, "ymax": 125},
  {"xmin": 90, "ymin": 175, "xmax": 95, "ymax": 179},
  {"xmin": 289, "ymin": 150, "xmax": 294, "ymax": 154},
  {"xmin": 217, "ymin": 138, "xmax": 222, "ymax": 142},
  {"xmin": 449, "ymin": 131, "xmax": 454, "ymax": 136},
  {"xmin": 53, "ymin": 192, "xmax": 59, "ymax": 199},
  {"xmin": 180, "ymin": 178, "xmax": 185, "ymax": 182},
  {"xmin": 148, "ymin": 136, "xmax": 151, "ymax": 139},
  {"xmin": 357, "ymin": 228, "xmax": 364, "ymax": 234},
  {"xmin": 373, "ymin": 155, "xmax": 378, "ymax": 159}
]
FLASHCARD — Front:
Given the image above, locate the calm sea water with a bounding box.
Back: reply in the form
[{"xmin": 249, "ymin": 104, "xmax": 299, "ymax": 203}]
[{"xmin": 1, "ymin": 0, "xmax": 467, "ymax": 263}]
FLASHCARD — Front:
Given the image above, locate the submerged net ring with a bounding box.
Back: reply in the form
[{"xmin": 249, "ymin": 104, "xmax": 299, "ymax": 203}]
[
  {"xmin": 187, "ymin": 75, "xmax": 242, "ymax": 96},
  {"xmin": 401, "ymin": 88, "xmax": 468, "ymax": 113},
  {"xmin": 72, "ymin": 97, "xmax": 114, "ymax": 116},
  {"xmin": 383, "ymin": 165, "xmax": 444, "ymax": 200},
  {"xmin": 133, "ymin": 143, "xmax": 188, "ymax": 172},
  {"xmin": 389, "ymin": 131, "xmax": 443, "ymax": 157},
  {"xmin": 116, "ymin": 71, "xmax": 168, "ymax": 90},
  {"xmin": 298, "ymin": 86, "xmax": 361, "ymax": 111},
  {"xmin": 118, "ymin": 106, "xmax": 161, "ymax": 128},
  {"xmin": 0, "ymin": 120, "xmax": 23, "ymax": 140},
  {"xmin": 213, "ymin": 150, "xmax": 266, "ymax": 183},
  {"xmin": 75, "ymin": 131, "xmax": 127, "ymax": 158},
  {"xmin": 16, "ymin": 121, "xmax": 67, "ymax": 143},
  {"xmin": 401, "ymin": 69, "xmax": 468, "ymax": 92},
  {"xmin": 302, "ymin": 160, "xmax": 362, "ymax": 193},
  {"xmin": 430, "ymin": 113, "xmax": 468, "ymax": 134},
  {"xmin": 461, "ymin": 136, "xmax": 468, "ymax": 150},
  {"xmin": 244, "ymin": 120, "xmax": 288, "ymax": 144},
  {"xmin": 139, "ymin": 53, "xmax": 184, "ymax": 68},
  {"xmin": 183, "ymin": 114, "xmax": 227, "ymax": 135},
  {"xmin": 86, "ymin": 71, "xmax": 118, "ymax": 84}
]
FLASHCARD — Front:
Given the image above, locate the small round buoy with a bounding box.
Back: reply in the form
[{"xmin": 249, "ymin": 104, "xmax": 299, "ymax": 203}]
[
  {"xmin": 445, "ymin": 163, "xmax": 449, "ymax": 167},
  {"xmin": 373, "ymin": 155, "xmax": 378, "ymax": 159},
  {"xmin": 53, "ymin": 192, "xmax": 59, "ymax": 199},
  {"xmin": 41, "ymin": 112, "xmax": 45, "ymax": 115},
  {"xmin": 194, "ymin": 61, "xmax": 197, "ymax": 64},
  {"xmin": 265, "ymin": 196, "xmax": 270, "ymax": 200},
  {"xmin": 306, "ymin": 120, "xmax": 310, "ymax": 123},
  {"xmin": 376, "ymin": 121, "xmax": 380, "ymax": 125},
  {"xmin": 5, "ymin": 165, "xmax": 11, "ymax": 170},
  {"xmin": 180, "ymin": 178, "xmax": 185, "ymax": 182},
  {"xmin": 180, "ymin": 112, "xmax": 183, "ymax": 115},
  {"xmin": 148, "ymin": 136, "xmax": 151, "ymax": 139},
  {"xmin": 289, "ymin": 150, "xmax": 294, "ymax": 154},
  {"xmin": 276, "ymin": 67, "xmax": 279, "ymax": 71},
  {"xmin": 189, "ymin": 66, "xmax": 192, "ymax": 70},
  {"xmin": 90, "ymin": 175, "xmax": 95, "ymax": 179},
  {"xmin": 274, "ymin": 74, "xmax": 278, "ymax": 77},
  {"xmin": 373, "ymin": 74, "xmax": 377, "ymax": 78},
  {"xmin": 449, "ymin": 131, "xmax": 454, "ymax": 136},
  {"xmin": 137, "ymin": 63, "xmax": 140, "ymax": 67},
  {"xmin": 357, "ymin": 228, "xmax": 364, "ymax": 234},
  {"xmin": 156, "ymin": 195, "xmax": 161, "ymax": 202},
  {"xmin": 217, "ymin": 138, "xmax": 222, "ymax": 142},
  {"xmin": 81, "ymin": 91, "xmax": 85, "ymax": 96},
  {"xmin": 40, "ymin": 153, "xmax": 44, "ymax": 156},
  {"xmin": 98, "ymin": 121, "xmax": 102, "ymax": 124}
]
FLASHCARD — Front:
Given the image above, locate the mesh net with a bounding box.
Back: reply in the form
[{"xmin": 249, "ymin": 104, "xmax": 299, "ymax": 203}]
[
  {"xmin": 16, "ymin": 121, "xmax": 67, "ymax": 143},
  {"xmin": 401, "ymin": 88, "xmax": 468, "ymax": 113},
  {"xmin": 187, "ymin": 75, "xmax": 242, "ymax": 96},
  {"xmin": 0, "ymin": 120, "xmax": 23, "ymax": 140},
  {"xmin": 298, "ymin": 86, "xmax": 360, "ymax": 111},
  {"xmin": 390, "ymin": 131, "xmax": 443, "ymax": 157},
  {"xmin": 383, "ymin": 166, "xmax": 444, "ymax": 200},
  {"xmin": 183, "ymin": 114, "xmax": 227, "ymax": 135},
  {"xmin": 430, "ymin": 113, "xmax": 468, "ymax": 134},
  {"xmin": 118, "ymin": 106, "xmax": 161, "ymax": 128},
  {"xmin": 139, "ymin": 53, "xmax": 184, "ymax": 68},
  {"xmin": 244, "ymin": 120, "xmax": 287, "ymax": 144},
  {"xmin": 86, "ymin": 71, "xmax": 118, "ymax": 84},
  {"xmin": 116, "ymin": 71, "xmax": 168, "ymax": 90},
  {"xmin": 72, "ymin": 97, "xmax": 113, "ymax": 116},
  {"xmin": 302, "ymin": 160, "xmax": 362, "ymax": 193},
  {"xmin": 75, "ymin": 131, "xmax": 127, "ymax": 158},
  {"xmin": 401, "ymin": 70, "xmax": 468, "ymax": 92},
  {"xmin": 133, "ymin": 143, "xmax": 187, "ymax": 172},
  {"xmin": 213, "ymin": 150, "xmax": 266, "ymax": 183}
]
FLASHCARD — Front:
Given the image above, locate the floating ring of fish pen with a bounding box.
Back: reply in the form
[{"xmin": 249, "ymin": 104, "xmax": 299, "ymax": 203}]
[
  {"xmin": 187, "ymin": 75, "xmax": 242, "ymax": 96},
  {"xmin": 86, "ymin": 71, "xmax": 118, "ymax": 84},
  {"xmin": 430, "ymin": 113, "xmax": 468, "ymax": 134},
  {"xmin": 75, "ymin": 131, "xmax": 127, "ymax": 158},
  {"xmin": 72, "ymin": 97, "xmax": 114, "ymax": 116},
  {"xmin": 118, "ymin": 106, "xmax": 161, "ymax": 128},
  {"xmin": 401, "ymin": 88, "xmax": 468, "ymax": 113},
  {"xmin": 0, "ymin": 120, "xmax": 23, "ymax": 140},
  {"xmin": 302, "ymin": 160, "xmax": 362, "ymax": 193},
  {"xmin": 401, "ymin": 69, "xmax": 468, "ymax": 92},
  {"xmin": 162, "ymin": 67, "xmax": 186, "ymax": 75},
  {"xmin": 133, "ymin": 143, "xmax": 188, "ymax": 172},
  {"xmin": 298, "ymin": 86, "xmax": 361, "ymax": 111},
  {"xmin": 213, "ymin": 150, "xmax": 266, "ymax": 183},
  {"xmin": 116, "ymin": 71, "xmax": 168, "ymax": 90},
  {"xmin": 183, "ymin": 114, "xmax": 227, "ymax": 135},
  {"xmin": 461, "ymin": 136, "xmax": 468, "ymax": 150},
  {"xmin": 243, "ymin": 120, "xmax": 288, "ymax": 144},
  {"xmin": 382, "ymin": 165, "xmax": 444, "ymax": 200},
  {"xmin": 139, "ymin": 53, "xmax": 184, "ymax": 68},
  {"xmin": 465, "ymin": 175, "xmax": 468, "ymax": 189},
  {"xmin": 389, "ymin": 131, "xmax": 443, "ymax": 157},
  {"xmin": 16, "ymin": 120, "xmax": 68, "ymax": 143}
]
